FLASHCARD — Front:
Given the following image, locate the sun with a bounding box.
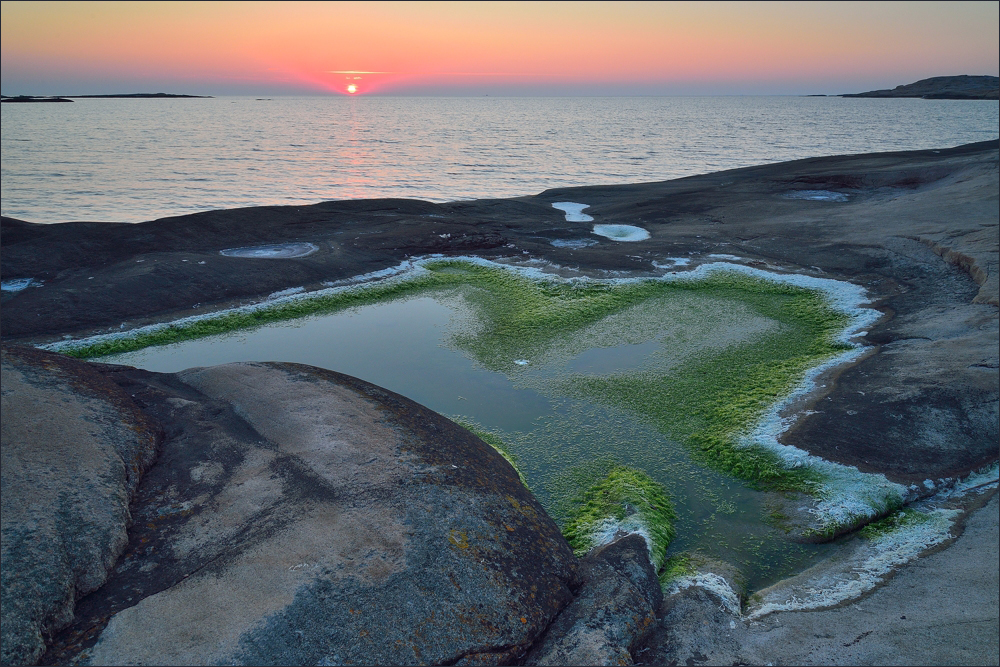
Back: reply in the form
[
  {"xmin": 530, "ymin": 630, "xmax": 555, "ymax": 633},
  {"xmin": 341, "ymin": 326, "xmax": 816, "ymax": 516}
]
[{"xmin": 346, "ymin": 84, "xmax": 358, "ymax": 94}]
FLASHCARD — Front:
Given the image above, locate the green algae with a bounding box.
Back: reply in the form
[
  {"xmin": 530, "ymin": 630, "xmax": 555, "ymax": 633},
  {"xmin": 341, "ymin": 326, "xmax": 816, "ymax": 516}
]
[
  {"xmin": 561, "ymin": 288, "xmax": 849, "ymax": 494},
  {"xmin": 859, "ymin": 507, "xmax": 931, "ymax": 540},
  {"xmin": 658, "ymin": 553, "xmax": 696, "ymax": 586},
  {"xmin": 800, "ymin": 494, "xmax": 906, "ymax": 541},
  {"xmin": 62, "ymin": 268, "xmax": 465, "ymax": 359},
  {"xmin": 443, "ymin": 266, "xmax": 850, "ymax": 495},
  {"xmin": 562, "ymin": 465, "xmax": 677, "ymax": 569},
  {"xmin": 64, "ymin": 259, "xmax": 679, "ymax": 361}
]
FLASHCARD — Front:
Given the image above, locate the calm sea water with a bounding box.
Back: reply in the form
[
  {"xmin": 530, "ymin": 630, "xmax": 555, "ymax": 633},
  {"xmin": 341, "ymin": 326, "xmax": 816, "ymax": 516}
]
[{"xmin": 2, "ymin": 96, "xmax": 997, "ymax": 223}]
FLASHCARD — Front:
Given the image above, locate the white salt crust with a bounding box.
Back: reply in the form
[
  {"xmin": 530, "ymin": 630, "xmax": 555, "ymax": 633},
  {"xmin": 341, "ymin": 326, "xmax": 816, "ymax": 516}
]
[
  {"xmin": 1, "ymin": 278, "xmax": 39, "ymax": 291},
  {"xmin": 746, "ymin": 507, "xmax": 960, "ymax": 618},
  {"xmin": 652, "ymin": 257, "xmax": 692, "ymax": 268},
  {"xmin": 666, "ymin": 572, "xmax": 743, "ymax": 616},
  {"xmin": 669, "ymin": 464, "xmax": 998, "ymax": 619},
  {"xmin": 550, "ymin": 238, "xmax": 598, "ymax": 249},
  {"xmin": 584, "ymin": 516, "xmax": 659, "ymax": 567}
]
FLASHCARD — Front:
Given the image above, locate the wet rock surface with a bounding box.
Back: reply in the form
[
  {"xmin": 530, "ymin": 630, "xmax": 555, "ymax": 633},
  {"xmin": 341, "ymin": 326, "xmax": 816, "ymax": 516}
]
[
  {"xmin": 0, "ymin": 345, "xmax": 159, "ymax": 666},
  {"xmin": 18, "ymin": 357, "xmax": 577, "ymax": 666}
]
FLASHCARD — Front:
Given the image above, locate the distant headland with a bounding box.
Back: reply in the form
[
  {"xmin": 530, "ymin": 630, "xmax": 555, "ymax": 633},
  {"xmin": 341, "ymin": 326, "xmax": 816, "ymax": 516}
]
[
  {"xmin": 841, "ymin": 75, "xmax": 999, "ymax": 100},
  {"xmin": 2, "ymin": 93, "xmax": 212, "ymax": 103}
]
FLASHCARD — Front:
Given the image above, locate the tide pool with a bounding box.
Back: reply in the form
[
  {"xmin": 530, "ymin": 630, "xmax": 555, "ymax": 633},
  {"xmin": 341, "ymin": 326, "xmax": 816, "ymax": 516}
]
[{"xmin": 65, "ymin": 257, "xmax": 888, "ymax": 590}]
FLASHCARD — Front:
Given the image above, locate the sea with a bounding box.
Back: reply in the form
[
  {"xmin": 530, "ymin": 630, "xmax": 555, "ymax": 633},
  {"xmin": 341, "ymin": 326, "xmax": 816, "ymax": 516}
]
[{"xmin": 2, "ymin": 95, "xmax": 997, "ymax": 223}]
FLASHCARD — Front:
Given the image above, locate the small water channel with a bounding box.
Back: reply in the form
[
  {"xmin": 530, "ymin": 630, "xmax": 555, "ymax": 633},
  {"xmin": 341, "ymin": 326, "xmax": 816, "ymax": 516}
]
[{"xmin": 103, "ymin": 278, "xmax": 844, "ymax": 590}]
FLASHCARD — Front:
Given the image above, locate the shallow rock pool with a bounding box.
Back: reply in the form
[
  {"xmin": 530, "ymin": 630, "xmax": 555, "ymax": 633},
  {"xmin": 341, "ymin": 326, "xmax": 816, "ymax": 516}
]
[{"xmin": 95, "ymin": 260, "xmax": 876, "ymax": 590}]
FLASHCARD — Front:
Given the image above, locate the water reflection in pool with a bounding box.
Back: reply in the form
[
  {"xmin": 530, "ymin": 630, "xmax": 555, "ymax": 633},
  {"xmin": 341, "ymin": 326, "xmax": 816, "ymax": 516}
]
[{"xmin": 105, "ymin": 290, "xmax": 836, "ymax": 589}]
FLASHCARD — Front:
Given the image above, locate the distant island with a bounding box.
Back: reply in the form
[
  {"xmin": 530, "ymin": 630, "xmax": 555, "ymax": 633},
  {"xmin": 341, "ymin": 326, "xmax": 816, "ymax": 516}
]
[
  {"xmin": 2, "ymin": 92, "xmax": 211, "ymax": 103},
  {"xmin": 65, "ymin": 93, "xmax": 213, "ymax": 99},
  {"xmin": 1, "ymin": 96, "xmax": 73, "ymax": 103},
  {"xmin": 842, "ymin": 75, "xmax": 999, "ymax": 100}
]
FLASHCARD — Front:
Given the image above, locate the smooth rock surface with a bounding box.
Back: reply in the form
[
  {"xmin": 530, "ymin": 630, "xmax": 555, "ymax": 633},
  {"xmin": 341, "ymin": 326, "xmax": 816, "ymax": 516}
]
[
  {"xmin": 39, "ymin": 360, "xmax": 576, "ymax": 666},
  {"xmin": 635, "ymin": 492, "xmax": 999, "ymax": 666},
  {"xmin": 0, "ymin": 345, "xmax": 158, "ymax": 666},
  {"xmin": 525, "ymin": 534, "xmax": 662, "ymax": 666}
]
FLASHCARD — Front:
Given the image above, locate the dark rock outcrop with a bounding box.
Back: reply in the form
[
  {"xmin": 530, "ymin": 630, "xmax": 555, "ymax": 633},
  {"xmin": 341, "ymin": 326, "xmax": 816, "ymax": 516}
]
[
  {"xmin": 525, "ymin": 534, "xmax": 662, "ymax": 666},
  {"xmin": 2, "ymin": 351, "xmax": 579, "ymax": 666},
  {"xmin": 0, "ymin": 345, "xmax": 159, "ymax": 665}
]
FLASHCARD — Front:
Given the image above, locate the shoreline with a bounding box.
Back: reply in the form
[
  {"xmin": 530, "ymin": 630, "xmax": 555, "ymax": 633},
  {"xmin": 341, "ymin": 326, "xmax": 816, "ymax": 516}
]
[{"xmin": 2, "ymin": 140, "xmax": 997, "ymax": 664}]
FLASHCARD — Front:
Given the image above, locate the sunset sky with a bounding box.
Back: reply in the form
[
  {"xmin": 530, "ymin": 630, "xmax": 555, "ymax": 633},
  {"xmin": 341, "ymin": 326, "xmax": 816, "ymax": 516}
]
[{"xmin": 2, "ymin": 1, "xmax": 998, "ymax": 96}]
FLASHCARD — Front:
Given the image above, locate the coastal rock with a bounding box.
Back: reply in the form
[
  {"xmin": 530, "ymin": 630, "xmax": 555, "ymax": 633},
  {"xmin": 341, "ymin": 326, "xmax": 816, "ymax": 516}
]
[
  {"xmin": 1, "ymin": 141, "xmax": 997, "ymax": 664},
  {"xmin": 634, "ymin": 559, "xmax": 748, "ymax": 666},
  {"xmin": 634, "ymin": 585, "xmax": 746, "ymax": 667},
  {"xmin": 39, "ymin": 360, "xmax": 576, "ymax": 666},
  {"xmin": 0, "ymin": 345, "xmax": 159, "ymax": 666},
  {"xmin": 841, "ymin": 75, "xmax": 999, "ymax": 100},
  {"xmin": 525, "ymin": 534, "xmax": 662, "ymax": 666}
]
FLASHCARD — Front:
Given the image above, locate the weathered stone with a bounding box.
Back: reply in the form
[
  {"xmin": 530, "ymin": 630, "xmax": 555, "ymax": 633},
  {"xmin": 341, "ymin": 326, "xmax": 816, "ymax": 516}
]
[
  {"xmin": 525, "ymin": 534, "xmax": 661, "ymax": 666},
  {"xmin": 634, "ymin": 562, "xmax": 747, "ymax": 667},
  {"xmin": 0, "ymin": 345, "xmax": 158, "ymax": 666},
  {"xmin": 41, "ymin": 361, "xmax": 576, "ymax": 666}
]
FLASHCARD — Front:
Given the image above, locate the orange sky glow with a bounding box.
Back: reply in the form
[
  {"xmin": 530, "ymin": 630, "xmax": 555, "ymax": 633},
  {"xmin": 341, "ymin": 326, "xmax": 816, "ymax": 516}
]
[{"xmin": 2, "ymin": 1, "xmax": 998, "ymax": 96}]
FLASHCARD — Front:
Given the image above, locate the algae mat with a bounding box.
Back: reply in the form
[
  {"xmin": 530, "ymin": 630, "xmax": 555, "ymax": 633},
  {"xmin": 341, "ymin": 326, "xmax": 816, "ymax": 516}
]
[{"xmin": 56, "ymin": 258, "xmax": 896, "ymax": 590}]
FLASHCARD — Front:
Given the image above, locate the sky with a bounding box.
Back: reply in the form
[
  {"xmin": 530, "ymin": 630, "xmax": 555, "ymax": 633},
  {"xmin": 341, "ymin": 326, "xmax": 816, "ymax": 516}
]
[{"xmin": 2, "ymin": 1, "xmax": 998, "ymax": 96}]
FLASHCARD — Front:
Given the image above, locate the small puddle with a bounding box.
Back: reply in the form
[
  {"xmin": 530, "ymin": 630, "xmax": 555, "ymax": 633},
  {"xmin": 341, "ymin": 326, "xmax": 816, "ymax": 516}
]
[
  {"xmin": 593, "ymin": 224, "xmax": 650, "ymax": 242},
  {"xmin": 1, "ymin": 278, "xmax": 39, "ymax": 292},
  {"xmin": 550, "ymin": 238, "xmax": 599, "ymax": 249},
  {"xmin": 653, "ymin": 258, "xmax": 692, "ymax": 269},
  {"xmin": 551, "ymin": 202, "xmax": 594, "ymax": 222},
  {"xmin": 782, "ymin": 190, "xmax": 849, "ymax": 202},
  {"xmin": 553, "ymin": 202, "xmax": 650, "ymax": 243},
  {"xmin": 219, "ymin": 242, "xmax": 318, "ymax": 258}
]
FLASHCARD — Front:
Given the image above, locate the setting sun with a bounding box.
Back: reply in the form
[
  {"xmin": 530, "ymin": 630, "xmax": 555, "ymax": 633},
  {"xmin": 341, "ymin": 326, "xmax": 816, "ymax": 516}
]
[{"xmin": 346, "ymin": 83, "xmax": 358, "ymax": 94}]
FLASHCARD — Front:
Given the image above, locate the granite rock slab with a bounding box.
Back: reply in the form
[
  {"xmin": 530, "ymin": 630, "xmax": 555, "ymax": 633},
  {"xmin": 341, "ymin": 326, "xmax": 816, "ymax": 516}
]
[{"xmin": 31, "ymin": 358, "xmax": 577, "ymax": 666}]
